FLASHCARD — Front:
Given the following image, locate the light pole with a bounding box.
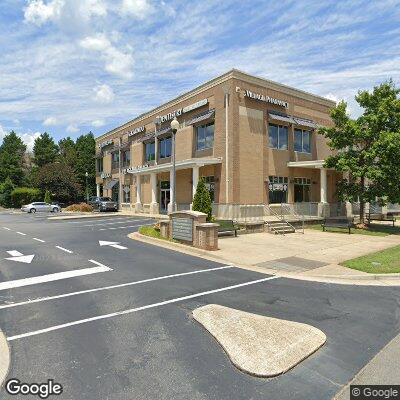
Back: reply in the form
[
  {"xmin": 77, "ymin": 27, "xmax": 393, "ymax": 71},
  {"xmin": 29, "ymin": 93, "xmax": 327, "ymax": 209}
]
[
  {"xmin": 85, "ymin": 171, "xmax": 89, "ymax": 203},
  {"xmin": 170, "ymin": 117, "xmax": 179, "ymax": 212}
]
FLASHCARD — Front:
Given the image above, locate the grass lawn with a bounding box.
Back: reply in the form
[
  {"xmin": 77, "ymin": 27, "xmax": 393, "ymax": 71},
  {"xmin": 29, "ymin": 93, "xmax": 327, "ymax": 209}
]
[
  {"xmin": 341, "ymin": 245, "xmax": 400, "ymax": 273},
  {"xmin": 139, "ymin": 225, "xmax": 176, "ymax": 242},
  {"xmin": 308, "ymin": 223, "xmax": 400, "ymax": 237}
]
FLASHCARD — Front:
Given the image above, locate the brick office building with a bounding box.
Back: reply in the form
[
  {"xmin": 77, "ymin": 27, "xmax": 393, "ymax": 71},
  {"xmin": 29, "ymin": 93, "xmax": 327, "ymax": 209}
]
[{"xmin": 95, "ymin": 69, "xmax": 340, "ymax": 216}]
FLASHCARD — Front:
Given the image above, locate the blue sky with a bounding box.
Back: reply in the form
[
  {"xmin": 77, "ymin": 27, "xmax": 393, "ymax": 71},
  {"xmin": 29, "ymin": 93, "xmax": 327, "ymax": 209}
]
[{"xmin": 1, "ymin": 0, "xmax": 400, "ymax": 150}]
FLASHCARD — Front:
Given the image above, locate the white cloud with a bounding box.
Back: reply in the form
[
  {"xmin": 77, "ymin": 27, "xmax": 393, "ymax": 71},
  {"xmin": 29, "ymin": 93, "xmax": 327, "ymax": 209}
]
[
  {"xmin": 325, "ymin": 93, "xmax": 339, "ymax": 104},
  {"xmin": 43, "ymin": 116, "xmax": 58, "ymax": 126},
  {"xmin": 24, "ymin": 0, "xmax": 64, "ymax": 26},
  {"xmin": 81, "ymin": 0, "xmax": 107, "ymax": 18},
  {"xmin": 0, "ymin": 124, "xmax": 7, "ymax": 142},
  {"xmin": 80, "ymin": 33, "xmax": 134, "ymax": 79},
  {"xmin": 94, "ymin": 84, "xmax": 115, "ymax": 103},
  {"xmin": 20, "ymin": 132, "xmax": 41, "ymax": 152},
  {"xmin": 92, "ymin": 119, "xmax": 105, "ymax": 127},
  {"xmin": 66, "ymin": 124, "xmax": 79, "ymax": 133},
  {"xmin": 120, "ymin": 0, "xmax": 152, "ymax": 19}
]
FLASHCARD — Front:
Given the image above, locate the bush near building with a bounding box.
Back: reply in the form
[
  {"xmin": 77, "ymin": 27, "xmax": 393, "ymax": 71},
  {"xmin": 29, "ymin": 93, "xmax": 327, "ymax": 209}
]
[
  {"xmin": 192, "ymin": 178, "xmax": 212, "ymax": 221},
  {"xmin": 0, "ymin": 178, "xmax": 16, "ymax": 208},
  {"xmin": 10, "ymin": 187, "xmax": 41, "ymax": 208},
  {"xmin": 44, "ymin": 190, "xmax": 52, "ymax": 204},
  {"xmin": 64, "ymin": 203, "xmax": 93, "ymax": 212}
]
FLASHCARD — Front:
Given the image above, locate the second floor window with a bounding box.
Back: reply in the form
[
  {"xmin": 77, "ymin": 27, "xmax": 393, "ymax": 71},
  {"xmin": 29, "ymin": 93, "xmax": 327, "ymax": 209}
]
[
  {"xmin": 294, "ymin": 128, "xmax": 311, "ymax": 153},
  {"xmin": 96, "ymin": 158, "xmax": 103, "ymax": 173},
  {"xmin": 196, "ymin": 122, "xmax": 214, "ymax": 151},
  {"xmin": 111, "ymin": 152, "xmax": 119, "ymax": 169},
  {"xmin": 269, "ymin": 124, "xmax": 288, "ymax": 150},
  {"xmin": 145, "ymin": 142, "xmax": 155, "ymax": 161},
  {"xmin": 122, "ymin": 150, "xmax": 130, "ymax": 167},
  {"xmin": 159, "ymin": 137, "xmax": 172, "ymax": 159}
]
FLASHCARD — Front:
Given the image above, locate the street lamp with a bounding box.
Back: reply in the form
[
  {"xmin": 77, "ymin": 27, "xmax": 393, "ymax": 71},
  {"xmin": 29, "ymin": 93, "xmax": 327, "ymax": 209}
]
[
  {"xmin": 170, "ymin": 117, "xmax": 179, "ymax": 212},
  {"xmin": 85, "ymin": 172, "xmax": 89, "ymax": 203}
]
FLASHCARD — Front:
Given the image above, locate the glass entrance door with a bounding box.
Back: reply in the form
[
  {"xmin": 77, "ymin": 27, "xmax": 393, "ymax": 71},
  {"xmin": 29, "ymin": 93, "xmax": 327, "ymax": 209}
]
[{"xmin": 160, "ymin": 181, "xmax": 170, "ymax": 214}]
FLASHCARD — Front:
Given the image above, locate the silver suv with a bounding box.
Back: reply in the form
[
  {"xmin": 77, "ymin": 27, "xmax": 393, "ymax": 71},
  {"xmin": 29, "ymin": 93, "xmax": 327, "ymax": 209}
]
[
  {"xmin": 88, "ymin": 196, "xmax": 118, "ymax": 212},
  {"xmin": 21, "ymin": 202, "xmax": 61, "ymax": 213}
]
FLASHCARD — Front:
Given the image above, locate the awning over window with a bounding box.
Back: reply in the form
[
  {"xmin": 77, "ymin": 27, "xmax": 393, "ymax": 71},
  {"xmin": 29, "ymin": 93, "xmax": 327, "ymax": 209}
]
[
  {"xmin": 156, "ymin": 126, "xmax": 172, "ymax": 137},
  {"xmin": 293, "ymin": 117, "xmax": 318, "ymax": 129},
  {"xmin": 186, "ymin": 109, "xmax": 215, "ymax": 126},
  {"xmin": 138, "ymin": 133, "xmax": 155, "ymax": 143},
  {"xmin": 268, "ymin": 112, "xmax": 296, "ymax": 124},
  {"xmin": 104, "ymin": 179, "xmax": 118, "ymax": 190}
]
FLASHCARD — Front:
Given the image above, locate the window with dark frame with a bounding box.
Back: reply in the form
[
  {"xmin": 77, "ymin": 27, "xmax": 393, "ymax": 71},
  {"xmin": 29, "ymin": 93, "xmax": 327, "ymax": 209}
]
[
  {"xmin": 145, "ymin": 142, "xmax": 155, "ymax": 161},
  {"xmin": 122, "ymin": 150, "xmax": 130, "ymax": 167},
  {"xmin": 96, "ymin": 158, "xmax": 103, "ymax": 173},
  {"xmin": 203, "ymin": 176, "xmax": 215, "ymax": 202},
  {"xmin": 122, "ymin": 184, "xmax": 131, "ymax": 203},
  {"xmin": 294, "ymin": 128, "xmax": 312, "ymax": 153},
  {"xmin": 159, "ymin": 136, "xmax": 172, "ymax": 159},
  {"xmin": 268, "ymin": 176, "xmax": 288, "ymax": 204},
  {"xmin": 111, "ymin": 152, "xmax": 119, "ymax": 169},
  {"xmin": 196, "ymin": 122, "xmax": 214, "ymax": 151},
  {"xmin": 268, "ymin": 123, "xmax": 288, "ymax": 150},
  {"xmin": 294, "ymin": 177, "xmax": 311, "ymax": 202}
]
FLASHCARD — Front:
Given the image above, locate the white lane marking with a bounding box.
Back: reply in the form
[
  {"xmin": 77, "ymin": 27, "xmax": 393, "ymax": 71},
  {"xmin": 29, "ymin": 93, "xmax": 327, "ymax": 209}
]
[
  {"xmin": 33, "ymin": 238, "xmax": 45, "ymax": 243},
  {"xmin": 0, "ymin": 265, "xmax": 234, "ymax": 310},
  {"xmin": 6, "ymin": 275, "xmax": 278, "ymax": 341},
  {"xmin": 99, "ymin": 223, "xmax": 154, "ymax": 231},
  {"xmin": 55, "ymin": 246, "xmax": 73, "ymax": 254},
  {"xmin": 83, "ymin": 218, "xmax": 153, "ymax": 227},
  {"xmin": 7, "ymin": 250, "xmax": 23, "ymax": 257},
  {"xmin": 2, "ymin": 227, "xmax": 11, "ymax": 231},
  {"xmin": 0, "ymin": 265, "xmax": 112, "ymax": 292},
  {"xmin": 98, "ymin": 241, "xmax": 127, "ymax": 250},
  {"xmin": 5, "ymin": 254, "xmax": 35, "ymax": 264},
  {"xmin": 88, "ymin": 259, "xmax": 111, "ymax": 269},
  {"xmin": 16, "ymin": 232, "xmax": 26, "ymax": 236},
  {"xmin": 67, "ymin": 217, "xmax": 135, "ymax": 224}
]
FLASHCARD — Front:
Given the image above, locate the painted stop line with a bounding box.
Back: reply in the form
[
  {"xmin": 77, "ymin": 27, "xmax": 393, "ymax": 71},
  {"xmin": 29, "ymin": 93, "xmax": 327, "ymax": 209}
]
[
  {"xmin": 98, "ymin": 240, "xmax": 127, "ymax": 250},
  {"xmin": 5, "ymin": 250, "xmax": 35, "ymax": 264}
]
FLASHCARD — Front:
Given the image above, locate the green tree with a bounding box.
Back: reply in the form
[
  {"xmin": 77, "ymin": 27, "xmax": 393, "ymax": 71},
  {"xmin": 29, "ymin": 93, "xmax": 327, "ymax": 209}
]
[
  {"xmin": 58, "ymin": 137, "xmax": 77, "ymax": 168},
  {"xmin": 75, "ymin": 132, "xmax": 96, "ymax": 200},
  {"xmin": 44, "ymin": 189, "xmax": 52, "ymax": 203},
  {"xmin": 0, "ymin": 177, "xmax": 16, "ymax": 208},
  {"xmin": 192, "ymin": 178, "xmax": 212, "ymax": 221},
  {"xmin": 34, "ymin": 162, "xmax": 81, "ymax": 204},
  {"xmin": 319, "ymin": 80, "xmax": 400, "ymax": 224},
  {"xmin": 33, "ymin": 132, "xmax": 58, "ymax": 167},
  {"xmin": 0, "ymin": 131, "xmax": 27, "ymax": 186},
  {"xmin": 11, "ymin": 187, "xmax": 41, "ymax": 208}
]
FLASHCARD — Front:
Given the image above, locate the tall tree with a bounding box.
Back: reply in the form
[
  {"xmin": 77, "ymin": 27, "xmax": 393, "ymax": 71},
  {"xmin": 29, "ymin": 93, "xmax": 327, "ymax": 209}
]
[
  {"xmin": 75, "ymin": 132, "xmax": 96, "ymax": 200},
  {"xmin": 192, "ymin": 178, "xmax": 212, "ymax": 221},
  {"xmin": 34, "ymin": 162, "xmax": 81, "ymax": 204},
  {"xmin": 319, "ymin": 80, "xmax": 400, "ymax": 224},
  {"xmin": 58, "ymin": 137, "xmax": 77, "ymax": 168},
  {"xmin": 33, "ymin": 132, "xmax": 58, "ymax": 167},
  {"xmin": 0, "ymin": 131, "xmax": 27, "ymax": 186}
]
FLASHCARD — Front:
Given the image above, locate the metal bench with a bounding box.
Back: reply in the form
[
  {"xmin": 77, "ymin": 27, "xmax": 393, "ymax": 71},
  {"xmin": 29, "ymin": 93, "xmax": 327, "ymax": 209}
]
[
  {"xmin": 367, "ymin": 213, "xmax": 396, "ymax": 227},
  {"xmin": 322, "ymin": 217, "xmax": 354, "ymax": 234},
  {"xmin": 216, "ymin": 220, "xmax": 238, "ymax": 237}
]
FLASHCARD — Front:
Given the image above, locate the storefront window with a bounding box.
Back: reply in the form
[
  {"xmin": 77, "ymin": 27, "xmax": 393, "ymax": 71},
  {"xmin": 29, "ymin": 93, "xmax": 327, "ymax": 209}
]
[
  {"xmin": 159, "ymin": 137, "xmax": 172, "ymax": 158},
  {"xmin": 145, "ymin": 142, "xmax": 155, "ymax": 161},
  {"xmin": 294, "ymin": 177, "xmax": 311, "ymax": 202},
  {"xmin": 294, "ymin": 129, "xmax": 312, "ymax": 153},
  {"xmin": 122, "ymin": 184, "xmax": 131, "ymax": 203},
  {"xmin": 203, "ymin": 176, "xmax": 215, "ymax": 202},
  {"xmin": 269, "ymin": 124, "xmax": 288, "ymax": 150},
  {"xmin": 196, "ymin": 123, "xmax": 214, "ymax": 151},
  {"xmin": 268, "ymin": 176, "xmax": 288, "ymax": 204}
]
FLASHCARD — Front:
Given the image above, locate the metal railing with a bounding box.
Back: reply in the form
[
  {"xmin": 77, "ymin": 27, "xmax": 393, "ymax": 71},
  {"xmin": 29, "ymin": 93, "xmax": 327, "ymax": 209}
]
[{"xmin": 264, "ymin": 205, "xmax": 300, "ymax": 234}]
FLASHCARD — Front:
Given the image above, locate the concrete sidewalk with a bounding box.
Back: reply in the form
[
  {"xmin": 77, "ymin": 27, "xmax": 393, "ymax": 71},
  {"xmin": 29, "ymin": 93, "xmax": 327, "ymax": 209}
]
[{"xmin": 130, "ymin": 229, "xmax": 400, "ymax": 286}]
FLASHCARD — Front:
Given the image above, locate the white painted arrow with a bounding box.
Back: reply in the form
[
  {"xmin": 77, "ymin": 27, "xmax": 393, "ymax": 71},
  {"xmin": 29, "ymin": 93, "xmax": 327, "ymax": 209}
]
[
  {"xmin": 98, "ymin": 240, "xmax": 127, "ymax": 250},
  {"xmin": 5, "ymin": 250, "xmax": 35, "ymax": 264}
]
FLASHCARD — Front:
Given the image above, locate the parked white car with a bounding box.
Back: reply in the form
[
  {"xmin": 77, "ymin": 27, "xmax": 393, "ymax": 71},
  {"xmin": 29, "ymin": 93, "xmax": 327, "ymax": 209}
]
[{"xmin": 21, "ymin": 202, "xmax": 61, "ymax": 213}]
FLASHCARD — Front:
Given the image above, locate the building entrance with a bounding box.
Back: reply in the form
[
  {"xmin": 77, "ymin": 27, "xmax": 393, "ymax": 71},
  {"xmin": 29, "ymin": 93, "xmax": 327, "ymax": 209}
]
[{"xmin": 160, "ymin": 181, "xmax": 170, "ymax": 213}]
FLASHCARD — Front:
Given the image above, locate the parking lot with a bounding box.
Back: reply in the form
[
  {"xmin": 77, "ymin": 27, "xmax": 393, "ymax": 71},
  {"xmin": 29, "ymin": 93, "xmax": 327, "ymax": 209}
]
[{"xmin": 0, "ymin": 211, "xmax": 399, "ymax": 399}]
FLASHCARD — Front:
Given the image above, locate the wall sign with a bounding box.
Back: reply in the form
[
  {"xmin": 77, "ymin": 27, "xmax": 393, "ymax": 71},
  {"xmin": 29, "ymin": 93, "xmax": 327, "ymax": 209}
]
[
  {"xmin": 101, "ymin": 172, "xmax": 111, "ymax": 179},
  {"xmin": 98, "ymin": 139, "xmax": 113, "ymax": 149},
  {"xmin": 268, "ymin": 183, "xmax": 288, "ymax": 191},
  {"xmin": 172, "ymin": 218, "xmax": 193, "ymax": 242},
  {"xmin": 157, "ymin": 98, "xmax": 208, "ymax": 123},
  {"xmin": 237, "ymin": 87, "xmax": 289, "ymax": 108},
  {"xmin": 128, "ymin": 126, "xmax": 145, "ymax": 137}
]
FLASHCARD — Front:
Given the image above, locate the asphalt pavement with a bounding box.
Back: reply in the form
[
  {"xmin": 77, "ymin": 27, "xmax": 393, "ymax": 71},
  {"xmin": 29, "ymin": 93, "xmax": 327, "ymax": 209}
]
[{"xmin": 0, "ymin": 211, "xmax": 399, "ymax": 400}]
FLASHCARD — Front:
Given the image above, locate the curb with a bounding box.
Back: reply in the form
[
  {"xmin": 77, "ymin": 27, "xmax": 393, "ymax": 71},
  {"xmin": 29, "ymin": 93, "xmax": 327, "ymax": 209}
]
[
  {"xmin": 129, "ymin": 232, "xmax": 400, "ymax": 286},
  {"xmin": 0, "ymin": 329, "xmax": 10, "ymax": 389}
]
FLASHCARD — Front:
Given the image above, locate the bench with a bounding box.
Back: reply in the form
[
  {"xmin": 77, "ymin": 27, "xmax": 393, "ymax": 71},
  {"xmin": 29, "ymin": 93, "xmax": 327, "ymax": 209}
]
[
  {"xmin": 216, "ymin": 220, "xmax": 238, "ymax": 237},
  {"xmin": 322, "ymin": 217, "xmax": 354, "ymax": 234},
  {"xmin": 367, "ymin": 213, "xmax": 396, "ymax": 227}
]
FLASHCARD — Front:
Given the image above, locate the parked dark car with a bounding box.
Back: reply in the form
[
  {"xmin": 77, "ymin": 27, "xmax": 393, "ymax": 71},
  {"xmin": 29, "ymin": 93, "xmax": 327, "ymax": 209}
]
[{"xmin": 88, "ymin": 196, "xmax": 118, "ymax": 212}]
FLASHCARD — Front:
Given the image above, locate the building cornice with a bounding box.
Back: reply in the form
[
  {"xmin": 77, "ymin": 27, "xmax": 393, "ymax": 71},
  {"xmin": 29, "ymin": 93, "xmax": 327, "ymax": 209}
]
[{"xmin": 96, "ymin": 69, "xmax": 336, "ymax": 142}]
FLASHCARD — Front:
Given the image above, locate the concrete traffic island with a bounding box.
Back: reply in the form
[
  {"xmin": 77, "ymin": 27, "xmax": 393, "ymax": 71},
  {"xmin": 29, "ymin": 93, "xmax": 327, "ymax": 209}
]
[
  {"xmin": 0, "ymin": 329, "xmax": 10, "ymax": 388},
  {"xmin": 192, "ymin": 304, "xmax": 326, "ymax": 377}
]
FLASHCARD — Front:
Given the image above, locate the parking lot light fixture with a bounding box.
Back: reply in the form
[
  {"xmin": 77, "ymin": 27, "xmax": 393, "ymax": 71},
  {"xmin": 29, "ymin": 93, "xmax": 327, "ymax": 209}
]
[
  {"xmin": 170, "ymin": 117, "xmax": 179, "ymax": 212},
  {"xmin": 85, "ymin": 171, "xmax": 89, "ymax": 203}
]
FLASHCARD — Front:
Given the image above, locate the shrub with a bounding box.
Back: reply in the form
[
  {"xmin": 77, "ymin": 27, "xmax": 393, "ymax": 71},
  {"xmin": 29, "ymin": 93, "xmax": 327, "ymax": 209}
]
[
  {"xmin": 10, "ymin": 187, "xmax": 41, "ymax": 208},
  {"xmin": 44, "ymin": 190, "xmax": 52, "ymax": 204},
  {"xmin": 0, "ymin": 178, "xmax": 16, "ymax": 208},
  {"xmin": 192, "ymin": 178, "xmax": 212, "ymax": 221},
  {"xmin": 64, "ymin": 203, "xmax": 93, "ymax": 212}
]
